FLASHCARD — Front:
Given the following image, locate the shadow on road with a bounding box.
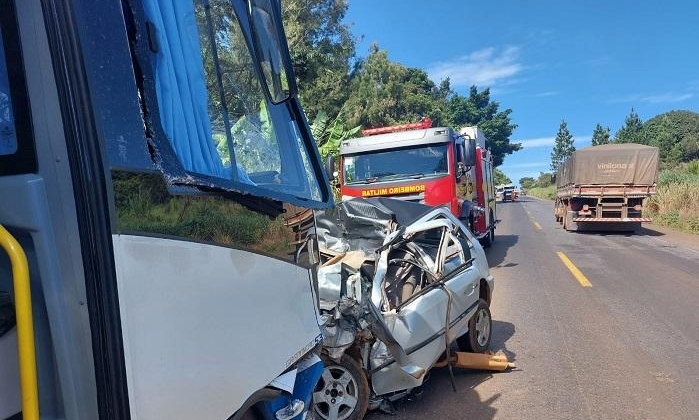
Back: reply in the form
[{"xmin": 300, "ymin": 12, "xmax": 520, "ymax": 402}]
[
  {"xmin": 365, "ymin": 322, "xmax": 514, "ymax": 420},
  {"xmin": 638, "ymin": 227, "xmax": 666, "ymax": 237},
  {"xmin": 567, "ymin": 228, "xmax": 665, "ymax": 238},
  {"xmin": 491, "ymin": 320, "xmax": 517, "ymax": 362},
  {"xmin": 367, "ymin": 368, "xmax": 499, "ymax": 420},
  {"xmin": 486, "ymin": 234, "xmax": 518, "ymax": 268}
]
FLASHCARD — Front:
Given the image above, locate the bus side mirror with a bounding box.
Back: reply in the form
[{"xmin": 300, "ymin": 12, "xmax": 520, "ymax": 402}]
[
  {"xmin": 551, "ymin": 174, "xmax": 557, "ymax": 184},
  {"xmin": 325, "ymin": 156, "xmax": 336, "ymax": 182},
  {"xmin": 463, "ymin": 138, "xmax": 477, "ymax": 167}
]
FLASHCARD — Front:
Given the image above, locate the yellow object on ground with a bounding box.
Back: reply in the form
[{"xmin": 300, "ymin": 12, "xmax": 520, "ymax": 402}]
[
  {"xmin": 0, "ymin": 224, "xmax": 39, "ymax": 420},
  {"xmin": 433, "ymin": 351, "xmax": 516, "ymax": 371}
]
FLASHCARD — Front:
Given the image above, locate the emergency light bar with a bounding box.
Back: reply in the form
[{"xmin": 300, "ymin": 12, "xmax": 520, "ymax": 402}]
[{"xmin": 362, "ymin": 117, "xmax": 432, "ymax": 136}]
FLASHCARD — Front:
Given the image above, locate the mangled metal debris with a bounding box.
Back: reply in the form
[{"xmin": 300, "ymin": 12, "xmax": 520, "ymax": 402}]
[{"xmin": 310, "ymin": 198, "xmax": 503, "ymax": 420}]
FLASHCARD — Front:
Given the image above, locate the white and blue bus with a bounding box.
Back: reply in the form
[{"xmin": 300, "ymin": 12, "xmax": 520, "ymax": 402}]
[{"xmin": 0, "ymin": 1, "xmax": 332, "ymax": 419}]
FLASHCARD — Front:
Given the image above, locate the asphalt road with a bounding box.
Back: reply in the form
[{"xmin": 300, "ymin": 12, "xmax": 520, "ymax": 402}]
[{"xmin": 367, "ymin": 197, "xmax": 699, "ymax": 420}]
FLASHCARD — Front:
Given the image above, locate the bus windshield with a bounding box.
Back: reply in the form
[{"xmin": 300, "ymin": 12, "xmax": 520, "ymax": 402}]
[
  {"xmin": 343, "ymin": 144, "xmax": 449, "ymax": 184},
  {"xmin": 136, "ymin": 0, "xmax": 328, "ymax": 207}
]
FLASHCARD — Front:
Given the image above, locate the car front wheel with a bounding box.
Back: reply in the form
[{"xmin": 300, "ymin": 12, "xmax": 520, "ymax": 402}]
[
  {"xmin": 311, "ymin": 354, "xmax": 369, "ymax": 420},
  {"xmin": 457, "ymin": 299, "xmax": 492, "ymax": 353}
]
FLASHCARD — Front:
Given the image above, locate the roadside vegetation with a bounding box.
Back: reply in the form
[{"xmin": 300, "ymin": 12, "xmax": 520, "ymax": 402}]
[
  {"xmin": 520, "ymin": 172, "xmax": 556, "ymax": 200},
  {"xmin": 493, "ymin": 168, "xmax": 511, "ymax": 186},
  {"xmin": 604, "ymin": 110, "xmax": 699, "ymax": 234},
  {"xmin": 645, "ymin": 161, "xmax": 699, "ymax": 233},
  {"xmin": 527, "ymin": 185, "xmax": 556, "ymax": 200}
]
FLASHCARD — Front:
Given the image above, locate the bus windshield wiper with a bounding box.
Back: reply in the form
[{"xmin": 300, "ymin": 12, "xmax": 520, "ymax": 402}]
[{"xmin": 409, "ymin": 173, "xmax": 425, "ymax": 179}]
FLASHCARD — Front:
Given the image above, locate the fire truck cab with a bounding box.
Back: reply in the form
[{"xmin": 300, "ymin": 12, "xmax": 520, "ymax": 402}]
[{"xmin": 335, "ymin": 120, "xmax": 497, "ymax": 247}]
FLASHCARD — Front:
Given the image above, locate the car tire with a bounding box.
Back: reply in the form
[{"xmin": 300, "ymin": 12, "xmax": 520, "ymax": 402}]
[
  {"xmin": 457, "ymin": 299, "xmax": 492, "ymax": 353},
  {"xmin": 238, "ymin": 407, "xmax": 262, "ymax": 420},
  {"xmin": 312, "ymin": 354, "xmax": 369, "ymax": 420}
]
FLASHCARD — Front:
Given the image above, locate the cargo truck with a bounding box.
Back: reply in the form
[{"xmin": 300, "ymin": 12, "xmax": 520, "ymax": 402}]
[{"xmin": 554, "ymin": 144, "xmax": 659, "ymax": 232}]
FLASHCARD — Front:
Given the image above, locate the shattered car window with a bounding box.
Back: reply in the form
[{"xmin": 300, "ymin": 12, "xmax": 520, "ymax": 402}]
[{"xmin": 443, "ymin": 234, "xmax": 471, "ymax": 275}]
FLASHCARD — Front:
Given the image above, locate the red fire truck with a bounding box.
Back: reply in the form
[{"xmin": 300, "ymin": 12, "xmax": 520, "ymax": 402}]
[{"xmin": 331, "ymin": 119, "xmax": 497, "ymax": 246}]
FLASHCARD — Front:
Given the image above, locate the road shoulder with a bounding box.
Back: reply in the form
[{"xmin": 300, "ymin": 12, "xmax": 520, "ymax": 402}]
[{"xmin": 643, "ymin": 223, "xmax": 699, "ymax": 252}]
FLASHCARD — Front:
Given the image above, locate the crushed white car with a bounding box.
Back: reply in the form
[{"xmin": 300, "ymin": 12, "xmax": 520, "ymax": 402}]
[{"xmin": 311, "ymin": 198, "xmax": 495, "ymax": 420}]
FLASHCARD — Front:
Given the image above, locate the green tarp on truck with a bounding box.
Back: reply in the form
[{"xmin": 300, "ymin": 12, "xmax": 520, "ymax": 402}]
[{"xmin": 556, "ymin": 143, "xmax": 659, "ymax": 187}]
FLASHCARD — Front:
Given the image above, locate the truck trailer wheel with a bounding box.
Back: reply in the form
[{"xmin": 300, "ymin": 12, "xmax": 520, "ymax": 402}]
[{"xmin": 312, "ymin": 354, "xmax": 369, "ymax": 420}]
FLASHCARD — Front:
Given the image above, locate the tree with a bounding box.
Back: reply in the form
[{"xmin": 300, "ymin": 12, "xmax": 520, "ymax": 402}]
[
  {"xmin": 614, "ymin": 108, "xmax": 643, "ymax": 144},
  {"xmin": 343, "ymin": 47, "xmax": 446, "ymax": 129},
  {"xmin": 551, "ymin": 120, "xmax": 575, "ymax": 172},
  {"xmin": 537, "ymin": 172, "xmax": 554, "ymax": 187},
  {"xmin": 282, "ymin": 0, "xmax": 355, "ymax": 120},
  {"xmin": 519, "ymin": 177, "xmax": 536, "ymax": 190},
  {"xmin": 591, "ymin": 123, "xmax": 611, "ymax": 146},
  {"xmin": 446, "ymin": 86, "xmax": 520, "ymax": 167},
  {"xmin": 642, "ymin": 110, "xmax": 699, "ymax": 165},
  {"xmin": 493, "ymin": 168, "xmax": 511, "ymax": 185},
  {"xmin": 311, "ymin": 110, "xmax": 361, "ymax": 160}
]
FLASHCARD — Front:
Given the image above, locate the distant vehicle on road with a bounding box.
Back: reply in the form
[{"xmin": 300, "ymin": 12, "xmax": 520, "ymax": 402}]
[
  {"xmin": 498, "ymin": 184, "xmax": 517, "ymax": 202},
  {"xmin": 554, "ymin": 144, "xmax": 659, "ymax": 232},
  {"xmin": 496, "ymin": 186, "xmax": 504, "ymax": 201}
]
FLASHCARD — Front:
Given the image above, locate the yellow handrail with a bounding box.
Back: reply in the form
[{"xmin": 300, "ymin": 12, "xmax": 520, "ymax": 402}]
[{"xmin": 0, "ymin": 224, "xmax": 39, "ymax": 420}]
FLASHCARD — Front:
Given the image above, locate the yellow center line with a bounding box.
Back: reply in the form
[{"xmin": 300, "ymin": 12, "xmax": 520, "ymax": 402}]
[
  {"xmin": 533, "ymin": 221, "xmax": 542, "ymax": 230},
  {"xmin": 556, "ymin": 251, "xmax": 593, "ymax": 287}
]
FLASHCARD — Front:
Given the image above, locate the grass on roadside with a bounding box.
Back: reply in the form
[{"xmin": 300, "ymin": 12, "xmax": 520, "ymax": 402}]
[
  {"xmin": 645, "ymin": 181, "xmax": 699, "ymax": 234},
  {"xmin": 646, "ymin": 162, "xmax": 699, "ymax": 234},
  {"xmin": 526, "ymin": 185, "xmax": 556, "ymax": 201}
]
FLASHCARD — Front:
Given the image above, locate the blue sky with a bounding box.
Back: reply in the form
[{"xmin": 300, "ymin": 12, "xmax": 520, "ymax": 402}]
[{"xmin": 345, "ymin": 0, "xmax": 699, "ymax": 183}]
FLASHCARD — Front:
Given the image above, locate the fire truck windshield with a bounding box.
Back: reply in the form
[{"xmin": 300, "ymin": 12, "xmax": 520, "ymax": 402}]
[{"xmin": 343, "ymin": 144, "xmax": 449, "ymax": 184}]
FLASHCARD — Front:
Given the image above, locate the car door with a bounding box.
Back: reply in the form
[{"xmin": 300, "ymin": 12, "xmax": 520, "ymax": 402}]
[
  {"xmin": 440, "ymin": 224, "xmax": 481, "ymax": 341},
  {"xmin": 379, "ymin": 222, "xmax": 452, "ymax": 371}
]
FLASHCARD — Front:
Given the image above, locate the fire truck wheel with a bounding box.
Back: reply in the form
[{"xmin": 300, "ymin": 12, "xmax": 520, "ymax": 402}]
[
  {"xmin": 479, "ymin": 233, "xmax": 492, "ymax": 249},
  {"xmin": 479, "ymin": 212, "xmax": 495, "ymax": 248}
]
